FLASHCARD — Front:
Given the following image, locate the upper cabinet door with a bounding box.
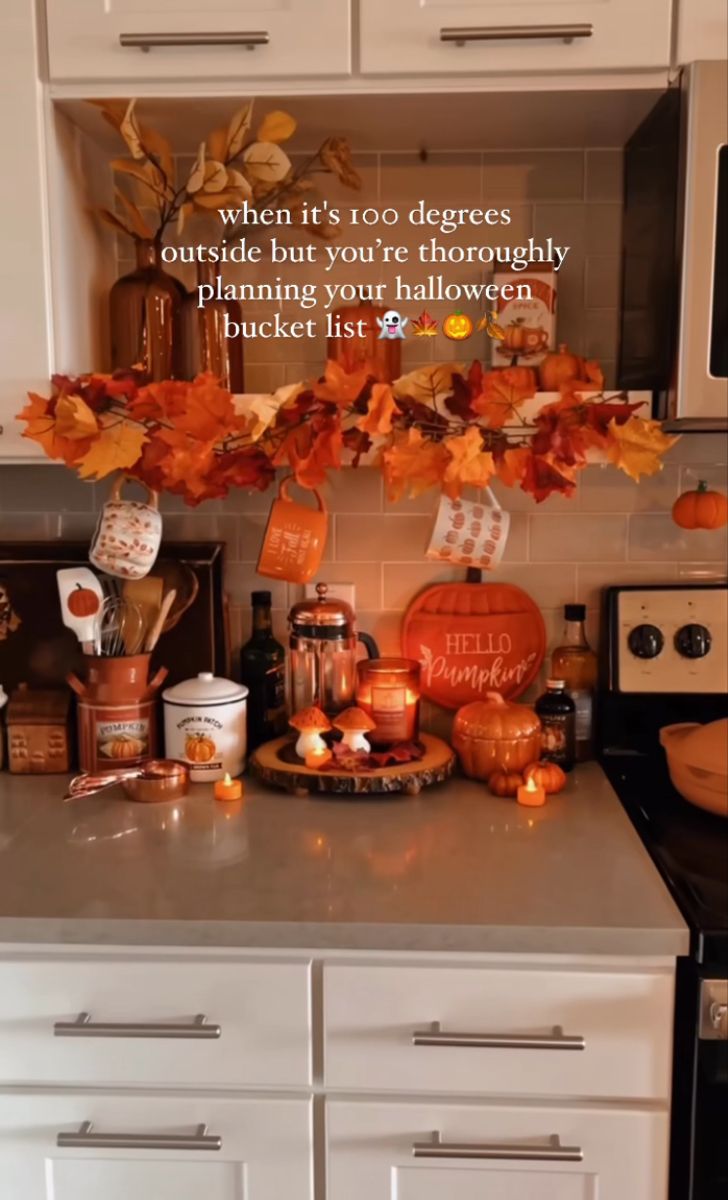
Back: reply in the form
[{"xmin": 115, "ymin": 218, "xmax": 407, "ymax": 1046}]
[
  {"xmin": 46, "ymin": 0, "xmax": 351, "ymax": 82},
  {"xmin": 360, "ymin": 0, "xmax": 672, "ymax": 75},
  {"xmin": 675, "ymin": 0, "xmax": 728, "ymax": 63}
]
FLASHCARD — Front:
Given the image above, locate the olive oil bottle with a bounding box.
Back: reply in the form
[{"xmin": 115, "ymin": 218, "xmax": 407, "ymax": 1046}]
[{"xmin": 239, "ymin": 591, "xmax": 287, "ymax": 751}]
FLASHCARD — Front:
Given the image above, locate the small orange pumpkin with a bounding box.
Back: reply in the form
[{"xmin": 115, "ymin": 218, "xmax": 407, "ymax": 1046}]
[
  {"xmin": 523, "ymin": 760, "xmax": 567, "ymax": 794},
  {"xmin": 443, "ymin": 311, "xmax": 473, "ymax": 341},
  {"xmin": 538, "ymin": 344, "xmax": 584, "ymax": 391},
  {"xmin": 185, "ymin": 733, "xmax": 217, "ymax": 763},
  {"xmin": 68, "ymin": 583, "xmax": 100, "ymax": 618},
  {"xmin": 671, "ymin": 481, "xmax": 728, "ymax": 531},
  {"xmin": 488, "ymin": 768, "xmax": 524, "ymax": 797}
]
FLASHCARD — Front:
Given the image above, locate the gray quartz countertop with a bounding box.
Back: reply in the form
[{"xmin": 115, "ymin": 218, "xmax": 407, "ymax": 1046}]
[{"xmin": 0, "ymin": 763, "xmax": 687, "ymax": 955}]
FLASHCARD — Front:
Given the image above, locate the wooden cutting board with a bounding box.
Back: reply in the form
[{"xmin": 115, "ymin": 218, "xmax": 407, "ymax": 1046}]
[{"xmin": 251, "ymin": 733, "xmax": 455, "ymax": 796}]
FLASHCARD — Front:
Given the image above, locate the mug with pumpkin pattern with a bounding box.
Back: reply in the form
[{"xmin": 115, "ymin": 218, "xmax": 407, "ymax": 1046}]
[
  {"xmin": 426, "ymin": 488, "xmax": 510, "ymax": 570},
  {"xmin": 89, "ymin": 475, "xmax": 162, "ymax": 581}
]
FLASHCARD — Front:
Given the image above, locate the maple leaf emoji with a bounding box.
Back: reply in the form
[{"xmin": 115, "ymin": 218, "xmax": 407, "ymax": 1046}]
[
  {"xmin": 411, "ymin": 310, "xmax": 439, "ymax": 337},
  {"xmin": 478, "ymin": 310, "xmax": 506, "ymax": 341}
]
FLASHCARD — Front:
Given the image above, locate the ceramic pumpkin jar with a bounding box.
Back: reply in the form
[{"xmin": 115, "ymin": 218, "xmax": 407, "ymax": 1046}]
[
  {"xmin": 452, "ymin": 691, "xmax": 542, "ymax": 781},
  {"xmin": 163, "ymin": 672, "xmax": 249, "ymax": 781},
  {"xmin": 671, "ymin": 481, "xmax": 728, "ymax": 530}
]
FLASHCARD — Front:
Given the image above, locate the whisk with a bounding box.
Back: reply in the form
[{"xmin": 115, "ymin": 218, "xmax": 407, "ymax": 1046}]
[{"xmin": 94, "ymin": 596, "xmax": 144, "ymax": 657}]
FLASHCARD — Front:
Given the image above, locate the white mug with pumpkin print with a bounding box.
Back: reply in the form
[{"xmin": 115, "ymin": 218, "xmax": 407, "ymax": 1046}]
[
  {"xmin": 89, "ymin": 476, "xmax": 162, "ymax": 580},
  {"xmin": 426, "ymin": 488, "xmax": 510, "ymax": 571}
]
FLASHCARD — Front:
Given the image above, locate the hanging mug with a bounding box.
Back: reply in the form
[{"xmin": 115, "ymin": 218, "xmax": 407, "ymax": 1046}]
[
  {"xmin": 89, "ymin": 475, "xmax": 163, "ymax": 581},
  {"xmin": 426, "ymin": 488, "xmax": 510, "ymax": 570},
  {"xmin": 257, "ymin": 476, "xmax": 329, "ymax": 584}
]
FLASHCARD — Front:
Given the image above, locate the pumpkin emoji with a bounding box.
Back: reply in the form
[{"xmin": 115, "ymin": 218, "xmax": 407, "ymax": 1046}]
[
  {"xmin": 523, "ymin": 760, "xmax": 567, "ymax": 794},
  {"xmin": 488, "ymin": 768, "xmax": 524, "ymax": 797},
  {"xmin": 68, "ymin": 583, "xmax": 100, "ymax": 618},
  {"xmin": 672, "ymin": 481, "xmax": 728, "ymax": 530},
  {"xmin": 443, "ymin": 311, "xmax": 473, "ymax": 341},
  {"xmin": 185, "ymin": 733, "xmax": 217, "ymax": 763}
]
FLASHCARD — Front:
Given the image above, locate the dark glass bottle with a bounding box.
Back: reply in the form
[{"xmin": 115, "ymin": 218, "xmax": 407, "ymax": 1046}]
[
  {"xmin": 239, "ymin": 591, "xmax": 287, "ymax": 751},
  {"xmin": 535, "ymin": 678, "xmax": 576, "ymax": 772}
]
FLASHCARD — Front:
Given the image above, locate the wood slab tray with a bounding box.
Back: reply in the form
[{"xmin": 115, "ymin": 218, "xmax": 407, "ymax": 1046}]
[{"xmin": 250, "ymin": 733, "xmax": 456, "ymax": 796}]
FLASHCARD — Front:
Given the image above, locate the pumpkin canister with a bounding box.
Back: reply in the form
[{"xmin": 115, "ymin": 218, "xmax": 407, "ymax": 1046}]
[
  {"xmin": 402, "ymin": 582, "xmax": 546, "ymax": 708},
  {"xmin": 163, "ymin": 672, "xmax": 248, "ymax": 782},
  {"xmin": 453, "ymin": 691, "xmax": 542, "ymax": 782},
  {"xmin": 67, "ymin": 655, "xmax": 168, "ymax": 774}
]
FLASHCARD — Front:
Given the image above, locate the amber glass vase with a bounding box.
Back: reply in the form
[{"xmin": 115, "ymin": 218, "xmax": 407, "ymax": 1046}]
[
  {"xmin": 179, "ymin": 260, "xmax": 245, "ymax": 391},
  {"xmin": 109, "ymin": 239, "xmax": 184, "ymax": 379}
]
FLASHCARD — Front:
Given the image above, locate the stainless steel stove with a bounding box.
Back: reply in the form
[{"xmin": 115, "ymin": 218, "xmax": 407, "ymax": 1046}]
[{"xmin": 599, "ymin": 583, "xmax": 728, "ymax": 1200}]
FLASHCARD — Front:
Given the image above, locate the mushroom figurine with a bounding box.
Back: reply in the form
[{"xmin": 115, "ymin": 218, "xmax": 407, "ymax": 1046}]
[
  {"xmin": 289, "ymin": 706, "xmax": 332, "ymax": 759},
  {"xmin": 333, "ymin": 706, "xmax": 376, "ymax": 753}
]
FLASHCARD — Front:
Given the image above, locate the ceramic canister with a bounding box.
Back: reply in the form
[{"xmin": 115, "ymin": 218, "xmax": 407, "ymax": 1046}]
[{"xmin": 162, "ymin": 672, "xmax": 248, "ymax": 782}]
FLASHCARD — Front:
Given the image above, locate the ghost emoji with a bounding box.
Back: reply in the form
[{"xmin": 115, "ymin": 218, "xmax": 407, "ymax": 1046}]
[{"xmin": 377, "ymin": 310, "xmax": 408, "ymax": 340}]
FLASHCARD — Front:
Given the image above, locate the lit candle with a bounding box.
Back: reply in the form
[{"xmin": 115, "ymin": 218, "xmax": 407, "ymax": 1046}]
[
  {"xmin": 214, "ymin": 772, "xmax": 243, "ymax": 802},
  {"xmin": 517, "ymin": 775, "xmax": 546, "ymax": 807},
  {"xmin": 355, "ymin": 658, "xmax": 421, "ymax": 747},
  {"xmin": 304, "ymin": 747, "xmax": 332, "ymax": 770}
]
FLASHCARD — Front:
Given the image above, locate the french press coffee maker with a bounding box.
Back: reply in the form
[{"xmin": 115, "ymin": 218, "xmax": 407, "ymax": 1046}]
[{"xmin": 288, "ymin": 583, "xmax": 379, "ymax": 717}]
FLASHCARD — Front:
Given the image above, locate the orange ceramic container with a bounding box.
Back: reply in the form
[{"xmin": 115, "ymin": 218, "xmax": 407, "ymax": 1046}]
[
  {"xmin": 257, "ymin": 476, "xmax": 328, "ymax": 584},
  {"xmin": 67, "ymin": 654, "xmax": 167, "ymax": 773},
  {"xmin": 452, "ymin": 691, "xmax": 542, "ymax": 781}
]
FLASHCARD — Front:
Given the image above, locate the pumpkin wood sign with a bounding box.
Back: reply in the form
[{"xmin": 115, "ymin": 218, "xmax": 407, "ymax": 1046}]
[{"xmin": 402, "ymin": 582, "xmax": 546, "ymax": 708}]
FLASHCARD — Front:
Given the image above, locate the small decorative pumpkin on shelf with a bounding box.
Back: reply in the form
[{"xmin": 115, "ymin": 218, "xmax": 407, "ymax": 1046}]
[
  {"xmin": 488, "ymin": 768, "xmax": 524, "ymax": 797},
  {"xmin": 538, "ymin": 343, "xmax": 584, "ymax": 391},
  {"xmin": 523, "ymin": 760, "xmax": 567, "ymax": 794},
  {"xmin": 443, "ymin": 311, "xmax": 474, "ymax": 341},
  {"xmin": 333, "ymin": 707, "xmax": 376, "ymax": 753},
  {"xmin": 671, "ymin": 481, "xmax": 728, "ymax": 530},
  {"xmin": 289, "ymin": 706, "xmax": 332, "ymax": 759},
  {"xmin": 452, "ymin": 691, "xmax": 542, "ymax": 781}
]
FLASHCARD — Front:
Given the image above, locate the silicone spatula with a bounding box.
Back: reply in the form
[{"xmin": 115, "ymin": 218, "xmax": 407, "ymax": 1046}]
[{"xmin": 57, "ymin": 568, "xmax": 105, "ymax": 654}]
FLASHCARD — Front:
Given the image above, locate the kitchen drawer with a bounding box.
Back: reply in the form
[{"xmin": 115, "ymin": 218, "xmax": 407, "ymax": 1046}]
[
  {"xmin": 0, "ymin": 955, "xmax": 311, "ymax": 1088},
  {"xmin": 323, "ymin": 963, "xmax": 673, "ymax": 1100},
  {"xmin": 46, "ymin": 0, "xmax": 351, "ymax": 83},
  {"xmin": 326, "ymin": 1099, "xmax": 668, "ymax": 1200},
  {"xmin": 359, "ymin": 0, "xmax": 672, "ymax": 76},
  {"xmin": 0, "ymin": 1091, "xmax": 313, "ymax": 1200}
]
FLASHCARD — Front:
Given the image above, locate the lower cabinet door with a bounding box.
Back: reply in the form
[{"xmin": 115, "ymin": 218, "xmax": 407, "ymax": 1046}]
[
  {"xmin": 0, "ymin": 1092, "xmax": 313, "ymax": 1200},
  {"xmin": 326, "ymin": 1100, "xmax": 668, "ymax": 1200}
]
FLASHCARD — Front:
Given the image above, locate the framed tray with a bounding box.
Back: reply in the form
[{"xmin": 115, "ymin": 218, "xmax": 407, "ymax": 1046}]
[{"xmin": 0, "ymin": 541, "xmax": 228, "ymax": 691}]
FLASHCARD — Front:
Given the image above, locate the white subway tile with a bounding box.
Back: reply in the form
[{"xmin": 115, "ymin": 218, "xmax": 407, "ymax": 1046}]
[
  {"xmin": 529, "ymin": 514, "xmax": 627, "ymax": 562},
  {"xmin": 629, "ymin": 514, "xmax": 728, "ymax": 562}
]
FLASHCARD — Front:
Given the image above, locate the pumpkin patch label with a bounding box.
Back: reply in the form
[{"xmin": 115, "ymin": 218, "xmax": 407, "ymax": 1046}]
[{"xmin": 403, "ymin": 582, "xmax": 546, "ymax": 708}]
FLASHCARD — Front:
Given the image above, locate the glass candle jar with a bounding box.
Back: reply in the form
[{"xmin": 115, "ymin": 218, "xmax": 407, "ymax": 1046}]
[{"xmin": 355, "ymin": 658, "xmax": 421, "ymax": 747}]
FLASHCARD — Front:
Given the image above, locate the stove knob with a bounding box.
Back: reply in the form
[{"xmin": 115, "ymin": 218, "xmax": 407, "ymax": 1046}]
[
  {"xmin": 627, "ymin": 623, "xmax": 664, "ymax": 659},
  {"xmin": 675, "ymin": 623, "xmax": 712, "ymax": 659}
]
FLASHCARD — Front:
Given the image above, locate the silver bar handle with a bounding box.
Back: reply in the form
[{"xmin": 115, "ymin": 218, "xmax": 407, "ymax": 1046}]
[
  {"xmin": 413, "ymin": 1021, "xmax": 585, "ymax": 1051},
  {"xmin": 57, "ymin": 1121, "xmax": 221, "ymax": 1152},
  {"xmin": 54, "ymin": 1012, "xmax": 221, "ymax": 1040},
  {"xmin": 413, "ymin": 1132, "xmax": 583, "ymax": 1162},
  {"xmin": 120, "ymin": 31, "xmax": 269, "ymax": 52},
  {"xmin": 440, "ymin": 24, "xmax": 593, "ymax": 46}
]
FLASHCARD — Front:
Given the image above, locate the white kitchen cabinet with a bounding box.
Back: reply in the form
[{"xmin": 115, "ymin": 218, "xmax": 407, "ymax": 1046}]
[
  {"xmin": 359, "ymin": 0, "xmax": 672, "ymax": 75},
  {"xmin": 326, "ymin": 1099, "xmax": 669, "ymax": 1200},
  {"xmin": 45, "ymin": 0, "xmax": 351, "ymax": 83},
  {"xmin": 0, "ymin": 1092, "xmax": 313, "ymax": 1200},
  {"xmin": 675, "ymin": 0, "xmax": 728, "ymax": 63},
  {"xmin": 0, "ymin": 1, "xmax": 53, "ymax": 461}
]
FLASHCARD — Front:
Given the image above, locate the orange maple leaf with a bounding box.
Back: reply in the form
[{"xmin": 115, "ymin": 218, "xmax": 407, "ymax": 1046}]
[
  {"xmin": 313, "ymin": 360, "xmax": 370, "ymax": 406},
  {"xmin": 443, "ymin": 426, "xmax": 495, "ymax": 497},
  {"xmin": 356, "ymin": 383, "xmax": 399, "ymax": 436},
  {"xmin": 606, "ymin": 416, "xmax": 679, "ymax": 482},
  {"xmin": 155, "ymin": 428, "xmax": 218, "ymax": 499},
  {"xmin": 472, "ymin": 367, "xmax": 537, "ymax": 429},
  {"xmin": 381, "ymin": 428, "xmax": 449, "ymax": 503},
  {"xmin": 495, "ymin": 446, "xmax": 531, "ymax": 488},
  {"xmin": 75, "ymin": 418, "xmax": 148, "ymax": 480},
  {"xmin": 17, "ymin": 393, "xmax": 92, "ymax": 466}
]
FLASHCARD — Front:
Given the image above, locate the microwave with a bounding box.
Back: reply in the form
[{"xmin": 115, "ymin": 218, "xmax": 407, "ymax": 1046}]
[{"xmin": 619, "ymin": 62, "xmax": 728, "ymax": 431}]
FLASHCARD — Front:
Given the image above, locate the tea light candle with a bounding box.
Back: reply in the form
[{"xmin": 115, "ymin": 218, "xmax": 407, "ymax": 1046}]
[
  {"xmin": 304, "ymin": 747, "xmax": 332, "ymax": 770},
  {"xmin": 517, "ymin": 775, "xmax": 546, "ymax": 807},
  {"xmin": 214, "ymin": 772, "xmax": 243, "ymax": 802}
]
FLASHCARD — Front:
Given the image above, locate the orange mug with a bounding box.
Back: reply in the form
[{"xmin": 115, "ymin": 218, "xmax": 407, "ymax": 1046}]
[{"xmin": 257, "ymin": 476, "xmax": 328, "ymax": 584}]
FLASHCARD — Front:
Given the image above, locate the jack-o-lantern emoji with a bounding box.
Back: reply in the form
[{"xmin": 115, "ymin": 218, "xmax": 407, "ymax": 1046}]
[{"xmin": 443, "ymin": 311, "xmax": 473, "ymax": 341}]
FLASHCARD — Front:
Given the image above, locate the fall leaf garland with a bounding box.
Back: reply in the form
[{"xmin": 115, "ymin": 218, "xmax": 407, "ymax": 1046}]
[{"xmin": 17, "ymin": 362, "xmax": 678, "ymax": 507}]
